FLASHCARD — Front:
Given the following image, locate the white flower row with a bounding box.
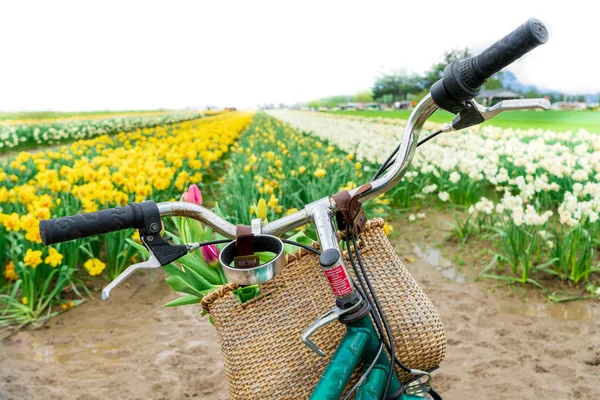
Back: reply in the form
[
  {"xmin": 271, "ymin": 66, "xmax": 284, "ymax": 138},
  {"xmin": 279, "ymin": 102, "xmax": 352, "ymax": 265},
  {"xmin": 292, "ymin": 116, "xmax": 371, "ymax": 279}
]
[
  {"xmin": 268, "ymin": 110, "xmax": 600, "ymax": 228},
  {"xmin": 0, "ymin": 112, "xmax": 203, "ymax": 151}
]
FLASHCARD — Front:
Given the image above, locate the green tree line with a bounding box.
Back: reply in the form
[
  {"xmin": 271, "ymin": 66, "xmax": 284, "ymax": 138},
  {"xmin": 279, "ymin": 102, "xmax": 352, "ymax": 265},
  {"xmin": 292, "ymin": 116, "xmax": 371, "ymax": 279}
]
[{"xmin": 309, "ymin": 47, "xmax": 568, "ymax": 107}]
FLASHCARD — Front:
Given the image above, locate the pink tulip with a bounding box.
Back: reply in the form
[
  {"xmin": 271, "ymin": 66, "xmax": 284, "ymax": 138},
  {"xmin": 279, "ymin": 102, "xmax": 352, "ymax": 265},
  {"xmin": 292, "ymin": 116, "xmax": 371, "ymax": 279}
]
[
  {"xmin": 182, "ymin": 184, "xmax": 203, "ymax": 206},
  {"xmin": 201, "ymin": 244, "xmax": 220, "ymax": 267}
]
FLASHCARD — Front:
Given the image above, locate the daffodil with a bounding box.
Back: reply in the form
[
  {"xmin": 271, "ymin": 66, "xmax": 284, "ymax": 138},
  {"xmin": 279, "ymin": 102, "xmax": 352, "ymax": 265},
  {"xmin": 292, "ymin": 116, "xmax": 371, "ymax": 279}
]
[
  {"xmin": 314, "ymin": 168, "xmax": 326, "ymax": 178},
  {"xmin": 383, "ymin": 223, "xmax": 393, "ymax": 236},
  {"xmin": 23, "ymin": 249, "xmax": 43, "ymax": 268},
  {"xmin": 4, "ymin": 261, "xmax": 18, "ymax": 281},
  {"xmin": 45, "ymin": 248, "xmax": 64, "ymax": 267},
  {"xmin": 84, "ymin": 258, "xmax": 106, "ymax": 277}
]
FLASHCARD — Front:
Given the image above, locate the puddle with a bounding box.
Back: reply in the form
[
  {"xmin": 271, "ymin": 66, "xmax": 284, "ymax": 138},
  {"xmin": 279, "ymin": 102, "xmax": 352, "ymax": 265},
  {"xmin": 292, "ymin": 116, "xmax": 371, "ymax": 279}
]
[
  {"xmin": 410, "ymin": 245, "xmax": 596, "ymax": 321},
  {"xmin": 502, "ymin": 302, "xmax": 596, "ymax": 321},
  {"xmin": 412, "ymin": 244, "xmax": 467, "ymax": 283}
]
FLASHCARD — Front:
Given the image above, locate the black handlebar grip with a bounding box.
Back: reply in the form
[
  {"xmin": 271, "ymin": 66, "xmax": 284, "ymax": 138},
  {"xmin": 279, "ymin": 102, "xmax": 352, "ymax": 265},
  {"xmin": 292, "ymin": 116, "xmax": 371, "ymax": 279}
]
[
  {"xmin": 39, "ymin": 201, "xmax": 159, "ymax": 246},
  {"xmin": 460, "ymin": 18, "xmax": 548, "ymax": 90}
]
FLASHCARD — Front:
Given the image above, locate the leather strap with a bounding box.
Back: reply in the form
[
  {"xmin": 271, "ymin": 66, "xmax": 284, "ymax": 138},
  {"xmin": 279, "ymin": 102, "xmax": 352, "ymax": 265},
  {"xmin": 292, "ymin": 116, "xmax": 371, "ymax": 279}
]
[
  {"xmin": 332, "ymin": 183, "xmax": 372, "ymax": 234},
  {"xmin": 235, "ymin": 225, "xmax": 257, "ymax": 269}
]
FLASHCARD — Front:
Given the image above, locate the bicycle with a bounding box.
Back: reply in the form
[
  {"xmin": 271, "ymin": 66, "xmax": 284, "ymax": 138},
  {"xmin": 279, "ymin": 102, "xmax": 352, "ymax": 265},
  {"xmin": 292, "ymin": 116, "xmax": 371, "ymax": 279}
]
[{"xmin": 39, "ymin": 18, "xmax": 549, "ymax": 400}]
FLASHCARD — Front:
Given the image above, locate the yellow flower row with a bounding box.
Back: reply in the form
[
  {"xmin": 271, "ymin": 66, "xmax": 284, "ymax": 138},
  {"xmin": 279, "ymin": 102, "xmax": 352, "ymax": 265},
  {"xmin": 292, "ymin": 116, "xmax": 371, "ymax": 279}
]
[{"xmin": 0, "ymin": 113, "xmax": 253, "ymax": 247}]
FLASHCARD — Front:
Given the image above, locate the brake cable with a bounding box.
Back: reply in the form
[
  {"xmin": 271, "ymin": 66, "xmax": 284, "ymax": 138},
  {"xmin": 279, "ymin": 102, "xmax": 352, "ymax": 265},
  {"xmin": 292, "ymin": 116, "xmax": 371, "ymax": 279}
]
[
  {"xmin": 371, "ymin": 128, "xmax": 443, "ymax": 181},
  {"xmin": 346, "ymin": 226, "xmax": 415, "ymax": 399},
  {"xmin": 342, "ymin": 340, "xmax": 384, "ymax": 400}
]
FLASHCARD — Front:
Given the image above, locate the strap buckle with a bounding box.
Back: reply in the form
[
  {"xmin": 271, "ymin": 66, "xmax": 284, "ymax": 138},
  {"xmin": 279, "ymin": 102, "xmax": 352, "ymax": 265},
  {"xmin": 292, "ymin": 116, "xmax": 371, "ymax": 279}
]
[
  {"xmin": 234, "ymin": 254, "xmax": 260, "ymax": 269},
  {"xmin": 332, "ymin": 183, "xmax": 371, "ymax": 235}
]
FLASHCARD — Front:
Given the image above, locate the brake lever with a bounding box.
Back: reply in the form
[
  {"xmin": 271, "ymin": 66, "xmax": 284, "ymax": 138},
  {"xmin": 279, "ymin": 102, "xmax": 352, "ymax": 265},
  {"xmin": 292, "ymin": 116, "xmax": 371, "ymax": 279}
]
[
  {"xmin": 102, "ymin": 251, "xmax": 162, "ymax": 300},
  {"xmin": 101, "ymin": 232, "xmax": 193, "ymax": 301},
  {"xmin": 475, "ymin": 98, "xmax": 550, "ymax": 120},
  {"xmin": 450, "ymin": 98, "xmax": 550, "ymax": 131}
]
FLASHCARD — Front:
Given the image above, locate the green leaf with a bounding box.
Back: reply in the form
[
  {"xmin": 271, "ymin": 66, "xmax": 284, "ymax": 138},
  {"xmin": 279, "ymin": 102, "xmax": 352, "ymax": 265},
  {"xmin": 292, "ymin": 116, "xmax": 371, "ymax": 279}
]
[
  {"xmin": 165, "ymin": 276, "xmax": 203, "ymax": 296},
  {"xmin": 162, "ymin": 263, "xmax": 187, "ymax": 280},
  {"xmin": 283, "ymin": 231, "xmax": 315, "ymax": 254},
  {"xmin": 163, "ymin": 294, "xmax": 203, "ymax": 307},
  {"xmin": 213, "ymin": 202, "xmax": 226, "ymax": 218},
  {"xmin": 183, "ymin": 265, "xmax": 216, "ymax": 291},
  {"xmin": 178, "ymin": 255, "xmax": 221, "ymax": 285},
  {"xmin": 125, "ymin": 238, "xmax": 149, "ymax": 258},
  {"xmin": 187, "ymin": 218, "xmax": 205, "ymax": 241}
]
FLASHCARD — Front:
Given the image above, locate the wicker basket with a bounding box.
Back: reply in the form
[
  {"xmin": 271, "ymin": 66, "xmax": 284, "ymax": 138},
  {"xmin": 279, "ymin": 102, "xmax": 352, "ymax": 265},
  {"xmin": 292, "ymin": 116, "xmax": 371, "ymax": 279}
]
[{"xmin": 201, "ymin": 218, "xmax": 446, "ymax": 399}]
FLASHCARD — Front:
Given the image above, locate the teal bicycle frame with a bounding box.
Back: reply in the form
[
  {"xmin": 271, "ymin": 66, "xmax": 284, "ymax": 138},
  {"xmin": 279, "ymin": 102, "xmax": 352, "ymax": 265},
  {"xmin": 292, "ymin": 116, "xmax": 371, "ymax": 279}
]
[{"xmin": 311, "ymin": 316, "xmax": 424, "ymax": 400}]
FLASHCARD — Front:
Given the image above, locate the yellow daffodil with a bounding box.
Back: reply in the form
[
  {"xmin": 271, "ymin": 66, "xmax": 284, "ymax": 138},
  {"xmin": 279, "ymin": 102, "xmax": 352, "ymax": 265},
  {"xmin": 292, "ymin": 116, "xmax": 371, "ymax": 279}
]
[
  {"xmin": 383, "ymin": 223, "xmax": 393, "ymax": 236},
  {"xmin": 23, "ymin": 249, "xmax": 43, "ymax": 268},
  {"xmin": 84, "ymin": 258, "xmax": 106, "ymax": 277},
  {"xmin": 4, "ymin": 261, "xmax": 18, "ymax": 281},
  {"xmin": 314, "ymin": 168, "xmax": 326, "ymax": 178},
  {"xmin": 3, "ymin": 213, "xmax": 21, "ymax": 231},
  {"xmin": 267, "ymin": 195, "xmax": 279, "ymax": 209},
  {"xmin": 45, "ymin": 248, "xmax": 64, "ymax": 267}
]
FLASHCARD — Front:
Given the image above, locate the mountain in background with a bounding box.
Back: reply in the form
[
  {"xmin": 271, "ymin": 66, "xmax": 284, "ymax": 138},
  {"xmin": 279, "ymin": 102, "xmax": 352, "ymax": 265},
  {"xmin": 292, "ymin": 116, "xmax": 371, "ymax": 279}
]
[{"xmin": 500, "ymin": 71, "xmax": 599, "ymax": 103}]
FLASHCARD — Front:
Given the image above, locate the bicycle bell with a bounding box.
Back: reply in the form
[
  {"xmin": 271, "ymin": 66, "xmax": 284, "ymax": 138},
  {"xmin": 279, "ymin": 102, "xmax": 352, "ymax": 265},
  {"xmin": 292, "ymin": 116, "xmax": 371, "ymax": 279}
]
[{"xmin": 219, "ymin": 219, "xmax": 286, "ymax": 285}]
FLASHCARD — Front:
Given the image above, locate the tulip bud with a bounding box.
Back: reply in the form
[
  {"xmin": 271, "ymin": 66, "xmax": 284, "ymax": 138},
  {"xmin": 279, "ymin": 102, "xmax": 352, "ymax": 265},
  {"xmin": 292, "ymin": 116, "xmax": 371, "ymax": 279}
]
[
  {"xmin": 256, "ymin": 198, "xmax": 267, "ymax": 220},
  {"xmin": 182, "ymin": 184, "xmax": 203, "ymax": 206},
  {"xmin": 201, "ymin": 244, "xmax": 220, "ymax": 268}
]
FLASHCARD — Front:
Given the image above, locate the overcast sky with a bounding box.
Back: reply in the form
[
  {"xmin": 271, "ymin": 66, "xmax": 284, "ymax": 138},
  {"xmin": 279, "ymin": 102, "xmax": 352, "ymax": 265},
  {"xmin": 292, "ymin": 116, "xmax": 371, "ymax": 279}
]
[{"xmin": 0, "ymin": 1, "xmax": 598, "ymax": 110}]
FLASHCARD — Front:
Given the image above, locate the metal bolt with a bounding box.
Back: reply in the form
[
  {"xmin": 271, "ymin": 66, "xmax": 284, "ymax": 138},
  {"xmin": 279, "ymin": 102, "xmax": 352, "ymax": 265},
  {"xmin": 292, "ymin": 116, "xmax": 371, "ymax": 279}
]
[
  {"xmin": 147, "ymin": 235, "xmax": 154, "ymax": 242},
  {"xmin": 150, "ymin": 223, "xmax": 160, "ymax": 232},
  {"xmin": 452, "ymin": 106, "xmax": 462, "ymax": 114}
]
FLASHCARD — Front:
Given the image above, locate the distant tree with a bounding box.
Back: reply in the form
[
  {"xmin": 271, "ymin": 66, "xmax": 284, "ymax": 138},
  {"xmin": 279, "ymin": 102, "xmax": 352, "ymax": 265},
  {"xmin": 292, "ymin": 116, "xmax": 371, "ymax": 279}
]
[
  {"xmin": 307, "ymin": 99, "xmax": 322, "ymax": 108},
  {"xmin": 307, "ymin": 95, "xmax": 354, "ymax": 109},
  {"xmin": 420, "ymin": 47, "xmax": 472, "ymax": 89},
  {"xmin": 523, "ymin": 88, "xmax": 541, "ymax": 98},
  {"xmin": 354, "ymin": 90, "xmax": 373, "ymax": 103},
  {"xmin": 411, "ymin": 89, "xmax": 429, "ymax": 104},
  {"xmin": 373, "ymin": 70, "xmax": 421, "ymax": 103},
  {"xmin": 483, "ymin": 73, "xmax": 503, "ymax": 90}
]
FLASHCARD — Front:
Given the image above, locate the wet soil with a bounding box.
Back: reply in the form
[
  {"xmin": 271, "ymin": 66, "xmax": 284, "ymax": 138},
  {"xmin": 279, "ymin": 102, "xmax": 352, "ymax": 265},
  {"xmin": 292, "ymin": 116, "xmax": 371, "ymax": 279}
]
[
  {"xmin": 1, "ymin": 212, "xmax": 599, "ymax": 399},
  {"xmin": 0, "ymin": 274, "xmax": 228, "ymax": 400}
]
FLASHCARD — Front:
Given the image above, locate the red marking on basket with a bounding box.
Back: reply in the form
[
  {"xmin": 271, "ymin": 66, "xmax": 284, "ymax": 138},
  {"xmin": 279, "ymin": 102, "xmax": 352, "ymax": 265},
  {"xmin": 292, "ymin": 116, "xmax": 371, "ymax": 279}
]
[{"xmin": 324, "ymin": 264, "xmax": 353, "ymax": 297}]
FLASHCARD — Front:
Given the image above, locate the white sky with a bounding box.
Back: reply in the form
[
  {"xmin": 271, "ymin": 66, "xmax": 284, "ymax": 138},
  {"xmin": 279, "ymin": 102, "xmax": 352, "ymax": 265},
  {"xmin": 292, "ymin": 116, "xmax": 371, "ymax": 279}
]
[{"xmin": 0, "ymin": 0, "xmax": 598, "ymax": 111}]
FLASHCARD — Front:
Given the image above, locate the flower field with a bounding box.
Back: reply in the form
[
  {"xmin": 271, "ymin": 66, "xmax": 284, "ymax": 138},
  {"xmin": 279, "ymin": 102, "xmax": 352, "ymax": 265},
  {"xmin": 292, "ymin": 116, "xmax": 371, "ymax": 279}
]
[
  {"xmin": 0, "ymin": 111, "xmax": 252, "ymax": 326},
  {"xmin": 268, "ymin": 110, "xmax": 600, "ymax": 292},
  {"xmin": 2, "ymin": 107, "xmax": 600, "ymax": 327},
  {"xmin": 218, "ymin": 112, "xmax": 390, "ymax": 225},
  {"xmin": 0, "ymin": 111, "xmax": 208, "ymax": 153}
]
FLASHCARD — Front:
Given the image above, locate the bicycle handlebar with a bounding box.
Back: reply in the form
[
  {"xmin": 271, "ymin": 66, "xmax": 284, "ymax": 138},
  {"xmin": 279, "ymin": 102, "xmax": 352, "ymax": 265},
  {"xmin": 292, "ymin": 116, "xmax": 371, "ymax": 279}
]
[
  {"xmin": 39, "ymin": 201, "xmax": 161, "ymax": 245},
  {"xmin": 431, "ymin": 18, "xmax": 548, "ymax": 112},
  {"xmin": 466, "ymin": 19, "xmax": 548, "ymax": 87}
]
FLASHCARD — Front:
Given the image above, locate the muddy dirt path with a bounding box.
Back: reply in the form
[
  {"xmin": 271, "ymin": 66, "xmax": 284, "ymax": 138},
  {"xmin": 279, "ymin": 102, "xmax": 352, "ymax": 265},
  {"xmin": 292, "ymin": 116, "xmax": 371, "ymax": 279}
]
[
  {"xmin": 1, "ymin": 230, "xmax": 599, "ymax": 399},
  {"xmin": 0, "ymin": 274, "xmax": 228, "ymax": 400}
]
